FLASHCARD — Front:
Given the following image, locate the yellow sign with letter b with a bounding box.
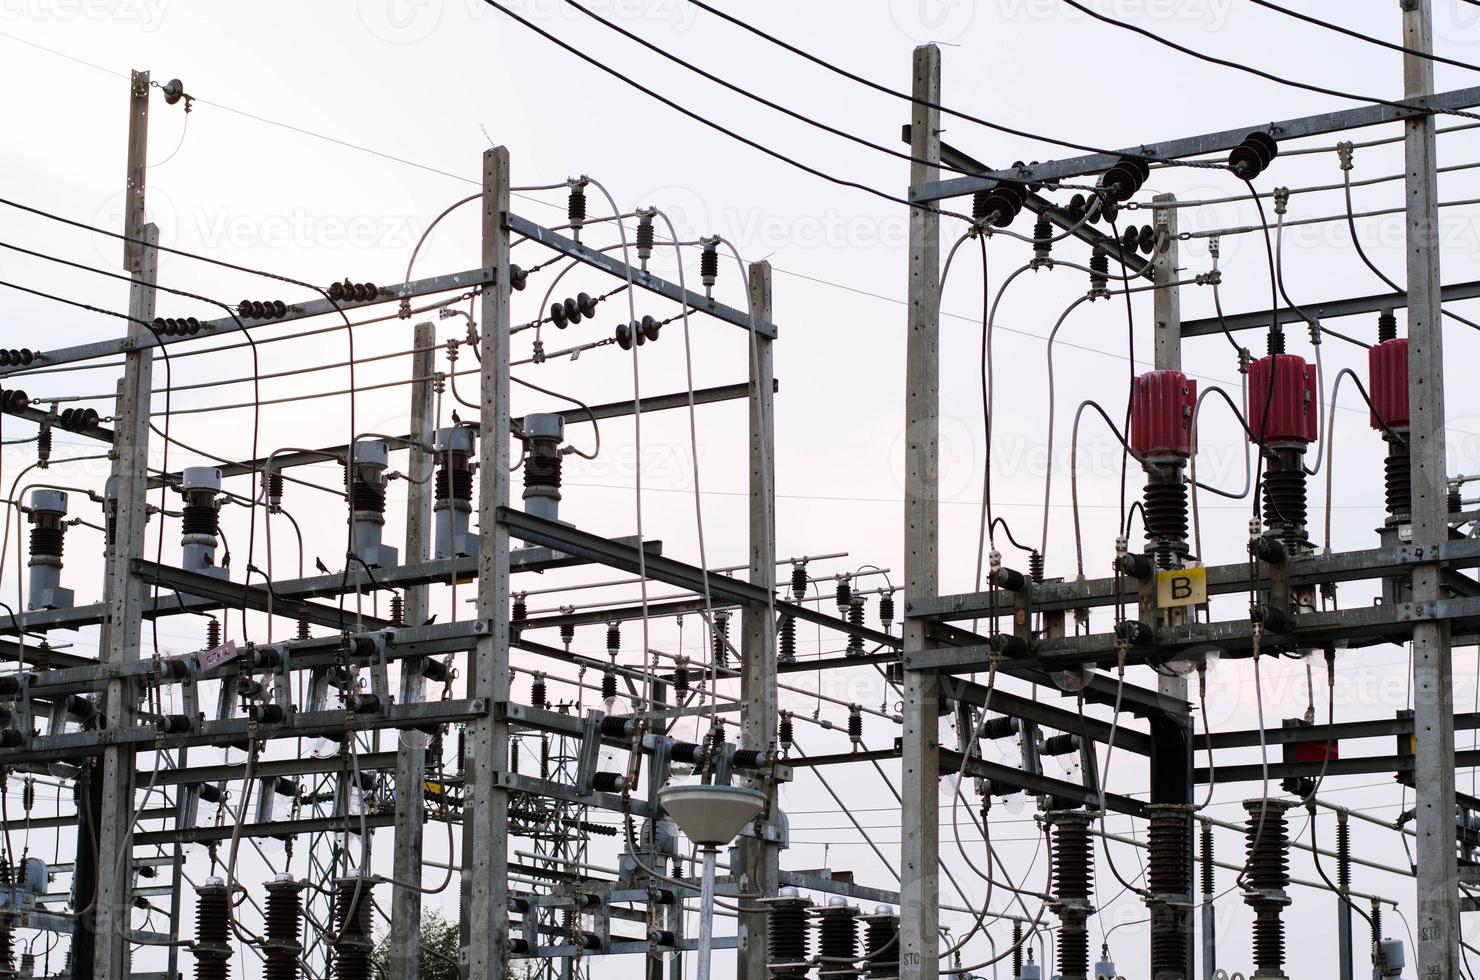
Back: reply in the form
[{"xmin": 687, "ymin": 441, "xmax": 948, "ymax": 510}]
[{"xmin": 1156, "ymin": 566, "xmax": 1206, "ymax": 608}]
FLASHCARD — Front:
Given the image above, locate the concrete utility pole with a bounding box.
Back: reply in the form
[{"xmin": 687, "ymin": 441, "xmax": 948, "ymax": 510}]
[
  {"xmin": 389, "ymin": 320, "xmax": 438, "ymax": 980},
  {"xmin": 1149, "ymin": 194, "xmax": 1196, "ymax": 980},
  {"xmin": 737, "ymin": 260, "xmax": 778, "ymax": 980},
  {"xmin": 901, "ymin": 42, "xmax": 942, "ymax": 980},
  {"xmin": 466, "ymin": 146, "xmax": 514, "ymax": 980},
  {"xmin": 1152, "ymin": 195, "xmax": 1181, "ymax": 373},
  {"xmin": 89, "ymin": 68, "xmax": 157, "ymax": 980},
  {"xmin": 1400, "ymin": 1, "xmax": 1460, "ymax": 976}
]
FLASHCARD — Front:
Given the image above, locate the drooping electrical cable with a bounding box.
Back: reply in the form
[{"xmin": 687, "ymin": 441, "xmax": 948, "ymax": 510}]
[
  {"xmin": 858, "ymin": 750, "xmax": 995, "ymax": 956},
  {"xmin": 5, "ymin": 42, "xmax": 1462, "ymax": 977},
  {"xmin": 0, "ymin": 239, "xmax": 269, "ymax": 640},
  {"xmin": 948, "ymin": 820, "xmax": 1055, "ymax": 974},
  {"xmin": 1321, "ymin": 367, "xmax": 1408, "ymax": 552},
  {"xmin": 650, "ymin": 208, "xmax": 721, "ymax": 735},
  {"xmin": 1040, "ymin": 294, "xmax": 1095, "ymax": 565},
  {"xmin": 1270, "ymin": 201, "xmax": 1369, "ymax": 353},
  {"xmin": 869, "ymin": 623, "xmax": 1049, "ymax": 957},
  {"xmin": 1188, "ymin": 385, "xmax": 1255, "ymax": 559},
  {"xmin": 972, "ymin": 239, "xmax": 999, "ymax": 605},
  {"xmin": 557, "ymin": 0, "xmax": 971, "ymax": 176},
  {"xmin": 1105, "ymin": 217, "xmax": 1139, "ymax": 553},
  {"xmin": 1339, "ymin": 159, "xmax": 1480, "ymax": 333},
  {"xmin": 0, "ymin": 282, "xmax": 180, "ymax": 646},
  {"xmin": 0, "ymin": 198, "xmax": 376, "ymax": 649},
  {"xmin": 683, "ymin": 0, "xmax": 1228, "ymax": 170},
  {"xmin": 1059, "ymin": 0, "xmax": 1480, "ymax": 122},
  {"xmin": 1243, "ymin": 0, "xmax": 1480, "ymax": 74},
  {"xmin": 475, "ymin": 1, "xmax": 974, "ymax": 222},
  {"xmin": 0, "ymin": 223, "xmax": 410, "ymax": 937},
  {"xmin": 3, "ymin": 283, "xmax": 184, "ymax": 930}
]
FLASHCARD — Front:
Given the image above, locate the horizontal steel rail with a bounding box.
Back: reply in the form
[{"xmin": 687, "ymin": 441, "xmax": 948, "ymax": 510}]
[{"xmin": 913, "ymin": 85, "xmax": 1480, "ymax": 202}]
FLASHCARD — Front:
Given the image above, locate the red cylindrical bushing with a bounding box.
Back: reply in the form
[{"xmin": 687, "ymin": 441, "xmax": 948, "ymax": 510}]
[
  {"xmin": 1367, "ymin": 338, "xmax": 1409, "ymax": 431},
  {"xmin": 1130, "ymin": 370, "xmax": 1197, "ymax": 459},
  {"xmin": 1247, "ymin": 353, "xmax": 1317, "ymax": 444}
]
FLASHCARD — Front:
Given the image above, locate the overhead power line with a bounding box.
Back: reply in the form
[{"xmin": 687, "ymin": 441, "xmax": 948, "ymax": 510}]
[
  {"xmin": 682, "ymin": 0, "xmax": 1225, "ymax": 170},
  {"xmin": 1243, "ymin": 0, "xmax": 1480, "ymax": 74},
  {"xmin": 557, "ymin": 0, "xmax": 965, "ymax": 175},
  {"xmin": 476, "ymin": 0, "xmax": 971, "ymax": 221},
  {"xmin": 0, "ymin": 29, "xmax": 479, "ymax": 188},
  {"xmin": 1058, "ymin": 0, "xmax": 1480, "ymax": 122}
]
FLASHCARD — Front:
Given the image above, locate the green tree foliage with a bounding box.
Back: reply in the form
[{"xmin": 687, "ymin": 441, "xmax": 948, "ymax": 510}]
[
  {"xmin": 370, "ymin": 910, "xmax": 460, "ymax": 980},
  {"xmin": 370, "ymin": 912, "xmax": 539, "ymax": 980}
]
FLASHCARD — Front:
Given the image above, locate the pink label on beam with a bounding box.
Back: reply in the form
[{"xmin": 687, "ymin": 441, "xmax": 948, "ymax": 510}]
[{"xmin": 197, "ymin": 640, "xmax": 240, "ymax": 674}]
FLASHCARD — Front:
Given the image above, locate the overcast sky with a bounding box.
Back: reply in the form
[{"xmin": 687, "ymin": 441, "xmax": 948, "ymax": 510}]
[{"xmin": 8, "ymin": 1, "xmax": 1480, "ymax": 977}]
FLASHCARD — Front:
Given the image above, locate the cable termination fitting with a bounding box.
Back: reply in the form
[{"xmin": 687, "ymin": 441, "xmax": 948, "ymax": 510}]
[
  {"xmin": 192, "ymin": 877, "xmax": 232, "ymax": 980},
  {"xmin": 1130, "ymin": 370, "xmax": 1197, "ymax": 569},
  {"xmin": 1089, "ymin": 246, "xmax": 1109, "ymax": 295},
  {"xmin": 636, "ymin": 208, "xmax": 655, "ymax": 268},
  {"xmin": 862, "ymin": 905, "xmax": 900, "ymax": 979},
  {"xmin": 767, "ymin": 887, "xmax": 810, "ymax": 979},
  {"xmin": 1368, "ymin": 309, "xmax": 1411, "ymax": 527},
  {"xmin": 1200, "ymin": 820, "xmax": 1215, "ymax": 897},
  {"xmin": 712, "ymin": 610, "xmax": 730, "ymax": 669},
  {"xmin": 834, "ymin": 575, "xmax": 851, "ymax": 611},
  {"xmin": 1335, "ymin": 811, "xmax": 1351, "ymax": 896},
  {"xmin": 1242, "ymin": 798, "xmax": 1294, "ymax": 979},
  {"xmin": 1048, "ymin": 809, "xmax": 1095, "ymax": 980},
  {"xmin": 878, "ymin": 589, "xmax": 896, "ymax": 630},
  {"xmin": 331, "ymin": 877, "xmax": 374, "ymax": 980},
  {"xmin": 567, "ymin": 179, "xmax": 588, "ymax": 239},
  {"xmin": 700, "ymin": 238, "xmax": 720, "ymax": 296},
  {"xmin": 778, "ymin": 613, "xmax": 796, "ymax": 664},
  {"xmin": 263, "ymin": 874, "xmax": 304, "ymax": 980},
  {"xmin": 813, "ymin": 897, "xmax": 859, "ymax": 979},
  {"xmin": 845, "ymin": 595, "xmax": 866, "ymax": 658},
  {"xmin": 1033, "ymin": 216, "xmax": 1053, "ymax": 263},
  {"xmin": 1145, "ymin": 803, "xmax": 1193, "ymax": 979},
  {"xmin": 790, "ymin": 561, "xmax": 809, "ymax": 601}
]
